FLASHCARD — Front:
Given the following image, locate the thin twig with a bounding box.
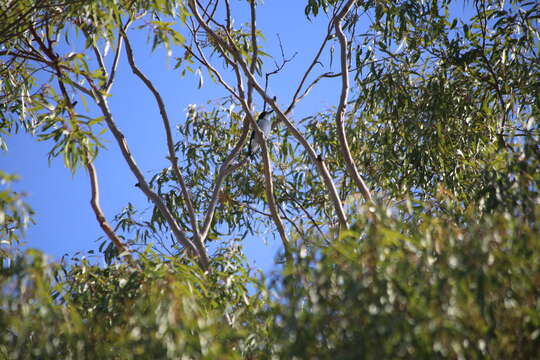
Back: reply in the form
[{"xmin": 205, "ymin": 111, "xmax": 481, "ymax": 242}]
[
  {"xmin": 247, "ymin": 0, "xmax": 258, "ymax": 109},
  {"xmin": 286, "ymin": 193, "xmax": 326, "ymax": 239},
  {"xmin": 285, "ymin": 14, "xmax": 334, "ymax": 115},
  {"xmin": 90, "ymin": 40, "xmax": 109, "ymax": 80},
  {"xmin": 105, "ymin": 23, "xmax": 130, "ymax": 92},
  {"xmin": 277, "ymin": 201, "xmax": 304, "ymax": 240},
  {"xmin": 264, "ymin": 34, "xmax": 298, "ymax": 104}
]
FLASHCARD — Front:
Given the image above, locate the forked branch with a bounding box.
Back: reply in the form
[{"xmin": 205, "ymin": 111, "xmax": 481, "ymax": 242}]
[
  {"xmin": 120, "ymin": 27, "xmax": 201, "ymax": 241},
  {"xmin": 189, "ymin": 0, "xmax": 291, "ymax": 250},
  {"xmin": 84, "ymin": 75, "xmax": 210, "ymax": 269},
  {"xmin": 188, "ymin": 0, "xmax": 349, "ymax": 229}
]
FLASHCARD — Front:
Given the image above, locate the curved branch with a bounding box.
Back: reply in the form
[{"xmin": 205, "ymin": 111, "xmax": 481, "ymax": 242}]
[
  {"xmin": 199, "ymin": 121, "xmax": 251, "ymax": 240},
  {"xmin": 258, "ymin": 126, "xmax": 292, "ymax": 259},
  {"xmin": 334, "ymin": 0, "xmax": 372, "ymax": 203},
  {"xmin": 86, "ymin": 160, "xmax": 132, "ymax": 260},
  {"xmin": 285, "ymin": 25, "xmax": 333, "ymax": 115},
  {"xmin": 120, "ymin": 28, "xmax": 202, "ymax": 241},
  {"xmin": 105, "ymin": 25, "xmax": 128, "ymax": 92},
  {"xmin": 85, "ymin": 75, "xmax": 209, "ymax": 269}
]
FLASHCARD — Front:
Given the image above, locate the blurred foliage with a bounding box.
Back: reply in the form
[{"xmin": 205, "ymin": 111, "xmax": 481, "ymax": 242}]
[
  {"xmin": 0, "ymin": 171, "xmax": 33, "ymax": 251},
  {"xmin": 265, "ymin": 202, "xmax": 540, "ymax": 359},
  {"xmin": 2, "ymin": 202, "xmax": 539, "ymax": 358},
  {"xmin": 1, "ymin": 245, "xmax": 267, "ymax": 359}
]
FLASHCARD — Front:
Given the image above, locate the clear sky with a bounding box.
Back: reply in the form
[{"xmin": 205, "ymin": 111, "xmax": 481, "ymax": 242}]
[{"xmin": 1, "ymin": 1, "xmax": 347, "ymax": 271}]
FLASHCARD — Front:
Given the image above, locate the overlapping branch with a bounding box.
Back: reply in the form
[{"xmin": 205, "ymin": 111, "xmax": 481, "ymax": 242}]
[
  {"xmin": 189, "ymin": 0, "xmax": 291, "ymax": 253},
  {"xmin": 84, "ymin": 75, "xmax": 209, "ymax": 269},
  {"xmin": 188, "ymin": 0, "xmax": 349, "ymax": 230}
]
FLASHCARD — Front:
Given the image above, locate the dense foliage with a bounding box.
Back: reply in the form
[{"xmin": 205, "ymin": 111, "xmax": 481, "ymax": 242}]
[
  {"xmin": 1, "ymin": 247, "xmax": 262, "ymax": 359},
  {"xmin": 2, "ymin": 203, "xmax": 539, "ymax": 358},
  {"xmin": 1, "ymin": 0, "xmax": 539, "ymax": 358},
  {"xmin": 267, "ymin": 204, "xmax": 540, "ymax": 359}
]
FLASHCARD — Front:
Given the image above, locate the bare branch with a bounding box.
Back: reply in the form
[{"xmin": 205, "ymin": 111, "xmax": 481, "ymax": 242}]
[
  {"xmin": 200, "ymin": 121, "xmax": 251, "ymax": 240},
  {"xmin": 86, "ymin": 160, "xmax": 135, "ymax": 263},
  {"xmin": 120, "ymin": 28, "xmax": 202, "ymax": 242},
  {"xmin": 295, "ymin": 71, "xmax": 337, "ymax": 104},
  {"xmin": 225, "ymin": 0, "xmax": 232, "ymax": 31},
  {"xmin": 277, "ymin": 201, "xmax": 304, "ymax": 240},
  {"xmin": 258, "ymin": 124, "xmax": 292, "ymax": 258},
  {"xmin": 292, "ymin": 57, "xmax": 390, "ymax": 105},
  {"xmin": 247, "ymin": 0, "xmax": 258, "ymax": 109},
  {"xmin": 286, "ymin": 193, "xmax": 327, "ymax": 239},
  {"xmin": 84, "ymin": 75, "xmax": 210, "ymax": 269},
  {"xmin": 334, "ymin": 0, "xmax": 372, "ymax": 203},
  {"xmin": 264, "ymin": 34, "xmax": 298, "ymax": 101},
  {"xmin": 105, "ymin": 24, "xmax": 130, "ymax": 92},
  {"xmin": 285, "ymin": 15, "xmax": 334, "ymax": 115},
  {"xmin": 64, "ymin": 75, "xmax": 94, "ymax": 97},
  {"xmin": 91, "ymin": 40, "xmax": 109, "ymax": 80}
]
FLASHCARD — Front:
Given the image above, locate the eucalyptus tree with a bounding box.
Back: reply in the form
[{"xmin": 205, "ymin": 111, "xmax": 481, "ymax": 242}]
[
  {"xmin": 1, "ymin": 0, "xmax": 539, "ymax": 358},
  {"xmin": 1, "ymin": 0, "xmax": 538, "ymax": 270}
]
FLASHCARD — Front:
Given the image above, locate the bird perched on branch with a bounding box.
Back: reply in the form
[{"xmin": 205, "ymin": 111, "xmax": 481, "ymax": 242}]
[{"xmin": 247, "ymin": 110, "xmax": 274, "ymax": 158}]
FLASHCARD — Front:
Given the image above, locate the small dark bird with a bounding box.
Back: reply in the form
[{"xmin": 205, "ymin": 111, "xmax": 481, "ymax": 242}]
[{"xmin": 247, "ymin": 110, "xmax": 273, "ymax": 157}]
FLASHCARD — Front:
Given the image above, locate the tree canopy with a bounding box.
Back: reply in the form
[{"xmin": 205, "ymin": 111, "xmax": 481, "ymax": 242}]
[{"xmin": 1, "ymin": 0, "xmax": 539, "ymax": 358}]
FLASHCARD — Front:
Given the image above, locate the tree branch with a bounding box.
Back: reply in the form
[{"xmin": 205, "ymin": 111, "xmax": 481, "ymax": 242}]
[
  {"xmin": 105, "ymin": 25, "xmax": 128, "ymax": 92},
  {"xmin": 334, "ymin": 0, "xmax": 372, "ymax": 203},
  {"xmin": 188, "ymin": 0, "xmax": 348, "ymax": 229},
  {"xmin": 86, "ymin": 160, "xmax": 134, "ymax": 262},
  {"xmin": 189, "ymin": 0, "xmax": 292, "ymax": 254},
  {"xmin": 90, "ymin": 40, "xmax": 109, "ymax": 81},
  {"xmin": 29, "ymin": 24, "xmax": 136, "ymax": 265},
  {"xmin": 247, "ymin": 0, "xmax": 258, "ymax": 109},
  {"xmin": 84, "ymin": 75, "xmax": 210, "ymax": 269},
  {"xmin": 186, "ymin": 21, "xmax": 255, "ymax": 244},
  {"xmin": 199, "ymin": 121, "xmax": 250, "ymax": 240},
  {"xmin": 285, "ymin": 20, "xmax": 333, "ymax": 115},
  {"xmin": 258, "ymin": 121, "xmax": 292, "ymax": 259},
  {"xmin": 120, "ymin": 27, "xmax": 202, "ymax": 242}
]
